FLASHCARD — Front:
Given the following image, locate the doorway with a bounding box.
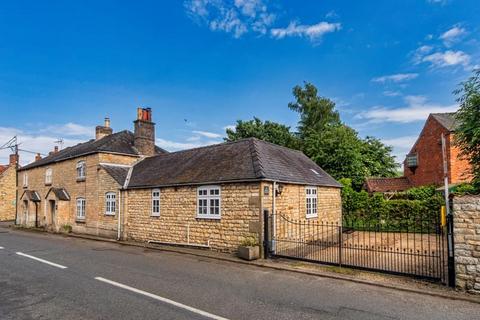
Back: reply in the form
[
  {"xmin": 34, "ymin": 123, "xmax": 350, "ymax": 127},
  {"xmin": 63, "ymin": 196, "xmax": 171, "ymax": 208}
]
[{"xmin": 49, "ymin": 200, "xmax": 56, "ymax": 229}]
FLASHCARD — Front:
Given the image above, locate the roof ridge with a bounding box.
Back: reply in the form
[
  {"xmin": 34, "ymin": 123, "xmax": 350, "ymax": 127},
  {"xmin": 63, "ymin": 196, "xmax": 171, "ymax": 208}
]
[
  {"xmin": 251, "ymin": 137, "xmax": 304, "ymax": 154},
  {"xmin": 249, "ymin": 139, "xmax": 266, "ymax": 178}
]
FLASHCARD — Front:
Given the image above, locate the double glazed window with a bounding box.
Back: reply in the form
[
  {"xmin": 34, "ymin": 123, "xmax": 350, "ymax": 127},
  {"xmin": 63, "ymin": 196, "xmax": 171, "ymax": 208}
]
[
  {"xmin": 197, "ymin": 186, "xmax": 221, "ymax": 219},
  {"xmin": 306, "ymin": 187, "xmax": 318, "ymax": 218},
  {"xmin": 76, "ymin": 198, "xmax": 86, "ymax": 220},
  {"xmin": 23, "ymin": 173, "xmax": 28, "ymax": 187},
  {"xmin": 152, "ymin": 189, "xmax": 160, "ymax": 217},
  {"xmin": 105, "ymin": 192, "xmax": 116, "ymax": 215},
  {"xmin": 76, "ymin": 161, "xmax": 86, "ymax": 180},
  {"xmin": 45, "ymin": 168, "xmax": 52, "ymax": 185}
]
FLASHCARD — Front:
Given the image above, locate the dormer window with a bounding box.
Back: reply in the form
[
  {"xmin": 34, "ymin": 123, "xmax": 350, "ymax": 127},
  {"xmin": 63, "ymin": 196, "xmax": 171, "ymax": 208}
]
[
  {"xmin": 45, "ymin": 168, "xmax": 52, "ymax": 185},
  {"xmin": 406, "ymin": 153, "xmax": 418, "ymax": 168},
  {"xmin": 76, "ymin": 161, "xmax": 86, "ymax": 180}
]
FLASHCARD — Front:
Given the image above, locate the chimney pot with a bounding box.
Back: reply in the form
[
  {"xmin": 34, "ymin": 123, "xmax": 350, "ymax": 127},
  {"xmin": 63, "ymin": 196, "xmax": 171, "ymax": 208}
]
[
  {"xmin": 35, "ymin": 153, "xmax": 42, "ymax": 161},
  {"xmin": 95, "ymin": 116, "xmax": 113, "ymax": 140},
  {"xmin": 54, "ymin": 146, "xmax": 59, "ymax": 153},
  {"xmin": 104, "ymin": 117, "xmax": 110, "ymax": 128}
]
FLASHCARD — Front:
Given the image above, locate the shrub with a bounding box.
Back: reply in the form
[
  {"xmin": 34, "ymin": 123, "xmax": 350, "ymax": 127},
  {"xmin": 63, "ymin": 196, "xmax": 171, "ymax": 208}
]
[
  {"xmin": 451, "ymin": 183, "xmax": 479, "ymax": 196},
  {"xmin": 240, "ymin": 237, "xmax": 258, "ymax": 247}
]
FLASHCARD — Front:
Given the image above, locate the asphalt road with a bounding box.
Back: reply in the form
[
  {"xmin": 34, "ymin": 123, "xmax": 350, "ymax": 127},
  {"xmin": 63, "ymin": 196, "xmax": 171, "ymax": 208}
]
[{"xmin": 0, "ymin": 229, "xmax": 478, "ymax": 320}]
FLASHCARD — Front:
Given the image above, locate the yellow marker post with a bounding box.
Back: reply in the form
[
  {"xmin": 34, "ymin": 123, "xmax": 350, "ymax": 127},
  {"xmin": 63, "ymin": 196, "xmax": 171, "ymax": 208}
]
[{"xmin": 441, "ymin": 206, "xmax": 447, "ymax": 227}]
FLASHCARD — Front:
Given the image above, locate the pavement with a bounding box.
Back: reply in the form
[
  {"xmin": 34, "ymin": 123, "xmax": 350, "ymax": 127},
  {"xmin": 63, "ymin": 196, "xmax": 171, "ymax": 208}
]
[{"xmin": 1, "ymin": 228, "xmax": 479, "ymax": 320}]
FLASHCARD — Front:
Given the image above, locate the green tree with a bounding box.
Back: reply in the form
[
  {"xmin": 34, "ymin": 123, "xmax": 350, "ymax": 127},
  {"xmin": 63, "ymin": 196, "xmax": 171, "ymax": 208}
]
[
  {"xmin": 303, "ymin": 124, "xmax": 367, "ymax": 189},
  {"xmin": 288, "ymin": 82, "xmax": 340, "ymax": 138},
  {"xmin": 225, "ymin": 117, "xmax": 300, "ymax": 149},
  {"xmin": 361, "ymin": 136, "xmax": 399, "ymax": 178},
  {"xmin": 454, "ymin": 69, "xmax": 480, "ymax": 188}
]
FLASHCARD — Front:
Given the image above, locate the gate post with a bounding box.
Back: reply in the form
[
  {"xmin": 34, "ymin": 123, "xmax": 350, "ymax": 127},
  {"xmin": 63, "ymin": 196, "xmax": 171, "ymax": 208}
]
[
  {"xmin": 447, "ymin": 207, "xmax": 455, "ymax": 288},
  {"xmin": 263, "ymin": 209, "xmax": 270, "ymax": 258},
  {"xmin": 338, "ymin": 224, "xmax": 342, "ymax": 267}
]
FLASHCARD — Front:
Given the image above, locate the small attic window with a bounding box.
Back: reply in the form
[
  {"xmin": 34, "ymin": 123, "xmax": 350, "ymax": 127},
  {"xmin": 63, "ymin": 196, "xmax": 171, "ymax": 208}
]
[{"xmin": 310, "ymin": 169, "xmax": 320, "ymax": 175}]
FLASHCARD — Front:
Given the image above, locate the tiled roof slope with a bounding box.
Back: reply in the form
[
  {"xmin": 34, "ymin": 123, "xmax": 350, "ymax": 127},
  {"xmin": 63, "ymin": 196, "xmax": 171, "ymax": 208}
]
[
  {"xmin": 100, "ymin": 164, "xmax": 131, "ymax": 185},
  {"xmin": 19, "ymin": 131, "xmax": 167, "ymax": 171},
  {"xmin": 364, "ymin": 177, "xmax": 412, "ymax": 193},
  {"xmin": 0, "ymin": 165, "xmax": 8, "ymax": 176},
  {"xmin": 127, "ymin": 138, "xmax": 341, "ymax": 188},
  {"xmin": 431, "ymin": 113, "xmax": 458, "ymax": 131}
]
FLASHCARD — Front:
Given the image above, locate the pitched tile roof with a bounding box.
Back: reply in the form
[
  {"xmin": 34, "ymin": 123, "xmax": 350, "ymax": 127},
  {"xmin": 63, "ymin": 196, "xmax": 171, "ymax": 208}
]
[
  {"xmin": 431, "ymin": 113, "xmax": 458, "ymax": 131},
  {"xmin": 100, "ymin": 164, "xmax": 131, "ymax": 186},
  {"xmin": 20, "ymin": 190, "xmax": 42, "ymax": 202},
  {"xmin": 46, "ymin": 187, "xmax": 71, "ymax": 201},
  {"xmin": 364, "ymin": 177, "xmax": 412, "ymax": 193},
  {"xmin": 127, "ymin": 138, "xmax": 341, "ymax": 189},
  {"xmin": 19, "ymin": 130, "xmax": 167, "ymax": 171},
  {"xmin": 0, "ymin": 165, "xmax": 8, "ymax": 176}
]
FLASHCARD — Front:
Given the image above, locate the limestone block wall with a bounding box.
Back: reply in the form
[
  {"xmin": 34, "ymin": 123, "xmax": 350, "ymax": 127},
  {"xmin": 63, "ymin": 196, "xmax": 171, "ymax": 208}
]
[
  {"xmin": 16, "ymin": 152, "xmax": 136, "ymax": 237},
  {"xmin": 260, "ymin": 183, "xmax": 342, "ymax": 253},
  {"xmin": 125, "ymin": 183, "xmax": 261, "ymax": 252},
  {"xmin": 0, "ymin": 166, "xmax": 16, "ymax": 221},
  {"xmin": 453, "ymin": 195, "xmax": 480, "ymax": 294}
]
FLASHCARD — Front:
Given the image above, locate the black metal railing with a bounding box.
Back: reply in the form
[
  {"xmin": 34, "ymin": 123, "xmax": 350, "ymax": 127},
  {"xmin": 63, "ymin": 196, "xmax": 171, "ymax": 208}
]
[{"xmin": 269, "ymin": 213, "xmax": 446, "ymax": 282}]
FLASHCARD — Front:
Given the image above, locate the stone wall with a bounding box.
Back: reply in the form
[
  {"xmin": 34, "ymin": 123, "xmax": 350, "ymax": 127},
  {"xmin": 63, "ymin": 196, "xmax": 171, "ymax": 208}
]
[
  {"xmin": 453, "ymin": 195, "xmax": 480, "ymax": 294},
  {"xmin": 125, "ymin": 183, "xmax": 262, "ymax": 252},
  {"xmin": 0, "ymin": 165, "xmax": 16, "ymax": 221},
  {"xmin": 16, "ymin": 152, "xmax": 137, "ymax": 237}
]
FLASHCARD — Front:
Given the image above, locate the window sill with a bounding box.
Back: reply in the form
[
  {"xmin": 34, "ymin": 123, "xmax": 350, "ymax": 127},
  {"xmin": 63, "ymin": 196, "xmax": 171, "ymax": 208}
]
[
  {"xmin": 75, "ymin": 219, "xmax": 86, "ymax": 224},
  {"xmin": 151, "ymin": 215, "xmax": 160, "ymax": 218},
  {"xmin": 196, "ymin": 215, "xmax": 221, "ymax": 220},
  {"xmin": 45, "ymin": 183, "xmax": 52, "ymax": 186},
  {"xmin": 104, "ymin": 213, "xmax": 116, "ymax": 217},
  {"xmin": 76, "ymin": 178, "xmax": 86, "ymax": 183},
  {"xmin": 306, "ymin": 215, "xmax": 318, "ymax": 219}
]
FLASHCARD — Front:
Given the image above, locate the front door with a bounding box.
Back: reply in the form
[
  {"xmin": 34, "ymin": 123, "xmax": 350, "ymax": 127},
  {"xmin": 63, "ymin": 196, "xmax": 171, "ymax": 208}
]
[
  {"xmin": 49, "ymin": 200, "xmax": 56, "ymax": 229},
  {"xmin": 23, "ymin": 200, "xmax": 28, "ymax": 225}
]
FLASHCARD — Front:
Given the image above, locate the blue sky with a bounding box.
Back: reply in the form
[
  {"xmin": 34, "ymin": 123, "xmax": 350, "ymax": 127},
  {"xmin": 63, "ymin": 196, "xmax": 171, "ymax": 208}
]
[{"xmin": 0, "ymin": 0, "xmax": 479, "ymax": 164}]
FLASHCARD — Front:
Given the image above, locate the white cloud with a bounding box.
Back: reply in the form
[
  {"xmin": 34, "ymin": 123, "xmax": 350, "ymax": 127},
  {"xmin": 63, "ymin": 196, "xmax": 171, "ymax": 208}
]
[
  {"xmin": 40, "ymin": 122, "xmax": 93, "ymax": 138},
  {"xmin": 270, "ymin": 21, "xmax": 341, "ymax": 41},
  {"xmin": 156, "ymin": 137, "xmax": 221, "ymax": 151},
  {"xmin": 0, "ymin": 126, "xmax": 84, "ymax": 165},
  {"xmin": 223, "ymin": 125, "xmax": 236, "ymax": 131},
  {"xmin": 440, "ymin": 26, "xmax": 466, "ymax": 46},
  {"xmin": 382, "ymin": 135, "xmax": 418, "ymax": 161},
  {"xmin": 184, "ymin": 0, "xmax": 275, "ymax": 38},
  {"xmin": 426, "ymin": 0, "xmax": 447, "ymax": 4},
  {"xmin": 422, "ymin": 50, "xmax": 471, "ymax": 68},
  {"xmin": 192, "ymin": 130, "xmax": 223, "ymax": 138},
  {"xmin": 358, "ymin": 95, "xmax": 457, "ymax": 123},
  {"xmin": 325, "ymin": 10, "xmax": 338, "ymax": 18},
  {"xmin": 383, "ymin": 90, "xmax": 402, "ymax": 97},
  {"xmin": 371, "ymin": 73, "xmax": 418, "ymax": 83}
]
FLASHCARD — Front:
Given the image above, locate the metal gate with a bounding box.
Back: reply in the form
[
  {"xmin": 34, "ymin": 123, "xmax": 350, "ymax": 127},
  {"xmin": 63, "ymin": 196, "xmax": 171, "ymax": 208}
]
[{"xmin": 264, "ymin": 211, "xmax": 449, "ymax": 283}]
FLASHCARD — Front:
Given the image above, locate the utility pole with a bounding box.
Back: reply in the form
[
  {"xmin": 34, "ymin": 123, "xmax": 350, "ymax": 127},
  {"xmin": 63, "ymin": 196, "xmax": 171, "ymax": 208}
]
[
  {"xmin": 441, "ymin": 133, "xmax": 450, "ymax": 216},
  {"xmin": 442, "ymin": 133, "xmax": 455, "ymax": 287},
  {"xmin": 14, "ymin": 137, "xmax": 19, "ymax": 225}
]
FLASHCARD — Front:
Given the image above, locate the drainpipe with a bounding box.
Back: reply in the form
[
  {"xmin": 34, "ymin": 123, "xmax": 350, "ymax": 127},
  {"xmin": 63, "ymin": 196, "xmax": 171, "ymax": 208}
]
[
  {"xmin": 35, "ymin": 202, "xmax": 38, "ymax": 228},
  {"xmin": 117, "ymin": 189, "xmax": 122, "ymax": 240},
  {"xmin": 272, "ymin": 181, "xmax": 276, "ymax": 254}
]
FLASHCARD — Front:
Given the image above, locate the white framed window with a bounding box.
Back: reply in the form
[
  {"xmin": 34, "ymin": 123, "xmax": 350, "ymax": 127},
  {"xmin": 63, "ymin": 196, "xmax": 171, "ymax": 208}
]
[
  {"xmin": 197, "ymin": 186, "xmax": 221, "ymax": 219},
  {"xmin": 45, "ymin": 168, "xmax": 52, "ymax": 185},
  {"xmin": 151, "ymin": 189, "xmax": 160, "ymax": 217},
  {"xmin": 76, "ymin": 161, "xmax": 86, "ymax": 180},
  {"xmin": 76, "ymin": 198, "xmax": 86, "ymax": 220},
  {"xmin": 306, "ymin": 186, "xmax": 318, "ymax": 218},
  {"xmin": 23, "ymin": 173, "xmax": 28, "ymax": 187},
  {"xmin": 105, "ymin": 192, "xmax": 116, "ymax": 216}
]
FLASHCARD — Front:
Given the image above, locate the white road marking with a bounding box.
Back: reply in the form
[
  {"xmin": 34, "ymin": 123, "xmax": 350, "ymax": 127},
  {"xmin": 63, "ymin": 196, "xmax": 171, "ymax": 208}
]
[
  {"xmin": 16, "ymin": 252, "xmax": 68, "ymax": 269},
  {"xmin": 95, "ymin": 277, "xmax": 230, "ymax": 320}
]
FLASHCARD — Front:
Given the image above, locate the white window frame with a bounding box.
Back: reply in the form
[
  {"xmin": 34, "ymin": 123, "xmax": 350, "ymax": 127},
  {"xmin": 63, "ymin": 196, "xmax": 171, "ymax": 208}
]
[
  {"xmin": 76, "ymin": 161, "xmax": 86, "ymax": 180},
  {"xmin": 76, "ymin": 198, "xmax": 86, "ymax": 220},
  {"xmin": 105, "ymin": 192, "xmax": 116, "ymax": 216},
  {"xmin": 151, "ymin": 189, "xmax": 160, "ymax": 217},
  {"xmin": 197, "ymin": 186, "xmax": 221, "ymax": 219},
  {"xmin": 23, "ymin": 173, "xmax": 28, "ymax": 187},
  {"xmin": 45, "ymin": 168, "xmax": 53, "ymax": 185},
  {"xmin": 306, "ymin": 186, "xmax": 318, "ymax": 219}
]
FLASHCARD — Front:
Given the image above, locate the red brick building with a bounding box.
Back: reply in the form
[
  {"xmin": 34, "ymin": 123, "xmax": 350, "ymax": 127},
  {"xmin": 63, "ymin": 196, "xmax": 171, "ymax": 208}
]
[{"xmin": 365, "ymin": 113, "xmax": 472, "ymax": 193}]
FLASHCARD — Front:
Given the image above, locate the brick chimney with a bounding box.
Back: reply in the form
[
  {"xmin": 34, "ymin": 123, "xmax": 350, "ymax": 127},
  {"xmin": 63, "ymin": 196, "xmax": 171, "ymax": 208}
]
[
  {"xmin": 35, "ymin": 153, "xmax": 42, "ymax": 161},
  {"xmin": 96, "ymin": 117, "xmax": 113, "ymax": 140},
  {"xmin": 134, "ymin": 107, "xmax": 155, "ymax": 156},
  {"xmin": 9, "ymin": 154, "xmax": 18, "ymax": 166},
  {"xmin": 54, "ymin": 146, "xmax": 59, "ymax": 153}
]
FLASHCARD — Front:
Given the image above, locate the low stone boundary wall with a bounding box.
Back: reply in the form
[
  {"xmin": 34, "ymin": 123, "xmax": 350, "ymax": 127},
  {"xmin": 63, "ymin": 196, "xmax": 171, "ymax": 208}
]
[{"xmin": 453, "ymin": 195, "xmax": 480, "ymax": 294}]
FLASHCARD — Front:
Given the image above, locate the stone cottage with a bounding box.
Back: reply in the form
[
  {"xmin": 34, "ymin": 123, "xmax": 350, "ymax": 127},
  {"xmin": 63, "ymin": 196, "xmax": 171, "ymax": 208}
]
[
  {"xmin": 0, "ymin": 154, "xmax": 18, "ymax": 221},
  {"xmin": 16, "ymin": 108, "xmax": 166, "ymax": 237},
  {"xmin": 17, "ymin": 107, "xmax": 342, "ymax": 252}
]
